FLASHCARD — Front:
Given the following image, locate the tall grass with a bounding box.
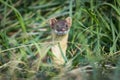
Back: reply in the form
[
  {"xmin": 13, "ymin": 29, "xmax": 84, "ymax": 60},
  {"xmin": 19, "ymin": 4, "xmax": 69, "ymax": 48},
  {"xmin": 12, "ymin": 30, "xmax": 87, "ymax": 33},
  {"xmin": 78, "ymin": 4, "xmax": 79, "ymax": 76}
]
[{"xmin": 0, "ymin": 0, "xmax": 120, "ymax": 80}]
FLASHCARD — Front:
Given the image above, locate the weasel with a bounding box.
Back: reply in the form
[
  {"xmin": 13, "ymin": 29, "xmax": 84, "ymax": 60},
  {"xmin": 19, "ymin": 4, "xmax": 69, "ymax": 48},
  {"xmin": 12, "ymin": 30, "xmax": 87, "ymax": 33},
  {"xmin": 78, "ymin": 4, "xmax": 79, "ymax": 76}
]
[
  {"xmin": 49, "ymin": 17, "xmax": 72, "ymax": 65},
  {"xmin": 27, "ymin": 17, "xmax": 72, "ymax": 70}
]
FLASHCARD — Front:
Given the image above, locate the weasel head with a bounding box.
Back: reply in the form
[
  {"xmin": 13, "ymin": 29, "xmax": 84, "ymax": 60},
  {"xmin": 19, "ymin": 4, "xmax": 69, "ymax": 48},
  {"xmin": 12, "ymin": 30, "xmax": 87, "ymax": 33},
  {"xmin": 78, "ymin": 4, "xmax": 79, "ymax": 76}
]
[{"xmin": 49, "ymin": 17, "xmax": 72, "ymax": 36}]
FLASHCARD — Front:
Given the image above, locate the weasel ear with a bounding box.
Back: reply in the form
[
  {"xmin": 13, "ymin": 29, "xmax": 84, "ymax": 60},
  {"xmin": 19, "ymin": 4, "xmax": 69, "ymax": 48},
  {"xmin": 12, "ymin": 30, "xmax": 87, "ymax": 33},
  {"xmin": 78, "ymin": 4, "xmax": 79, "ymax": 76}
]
[
  {"xmin": 49, "ymin": 18, "xmax": 57, "ymax": 27},
  {"xmin": 65, "ymin": 17, "xmax": 72, "ymax": 27}
]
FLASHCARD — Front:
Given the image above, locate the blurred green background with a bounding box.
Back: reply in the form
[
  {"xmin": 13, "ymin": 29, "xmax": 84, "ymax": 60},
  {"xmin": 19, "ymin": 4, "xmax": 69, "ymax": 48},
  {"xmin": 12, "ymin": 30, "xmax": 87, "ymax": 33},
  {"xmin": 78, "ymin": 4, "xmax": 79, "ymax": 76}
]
[{"xmin": 0, "ymin": 0, "xmax": 120, "ymax": 80}]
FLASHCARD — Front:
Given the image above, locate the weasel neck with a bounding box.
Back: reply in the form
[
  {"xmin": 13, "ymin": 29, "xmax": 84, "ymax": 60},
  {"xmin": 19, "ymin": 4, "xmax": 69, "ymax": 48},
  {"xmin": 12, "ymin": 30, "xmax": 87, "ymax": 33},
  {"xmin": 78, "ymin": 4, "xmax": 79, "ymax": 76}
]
[{"xmin": 51, "ymin": 30, "xmax": 69, "ymax": 65}]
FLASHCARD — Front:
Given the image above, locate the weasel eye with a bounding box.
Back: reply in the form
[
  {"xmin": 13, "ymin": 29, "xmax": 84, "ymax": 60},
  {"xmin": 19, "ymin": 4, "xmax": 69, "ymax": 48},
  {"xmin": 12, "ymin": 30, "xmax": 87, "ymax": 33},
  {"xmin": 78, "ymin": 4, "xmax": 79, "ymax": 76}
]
[{"xmin": 65, "ymin": 25, "xmax": 68, "ymax": 28}]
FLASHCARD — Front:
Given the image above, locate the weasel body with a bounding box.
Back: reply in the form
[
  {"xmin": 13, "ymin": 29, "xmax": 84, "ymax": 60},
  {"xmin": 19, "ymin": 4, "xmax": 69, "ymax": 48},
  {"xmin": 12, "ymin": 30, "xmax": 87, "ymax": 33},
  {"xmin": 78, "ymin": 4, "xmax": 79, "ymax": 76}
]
[{"xmin": 49, "ymin": 17, "xmax": 72, "ymax": 65}]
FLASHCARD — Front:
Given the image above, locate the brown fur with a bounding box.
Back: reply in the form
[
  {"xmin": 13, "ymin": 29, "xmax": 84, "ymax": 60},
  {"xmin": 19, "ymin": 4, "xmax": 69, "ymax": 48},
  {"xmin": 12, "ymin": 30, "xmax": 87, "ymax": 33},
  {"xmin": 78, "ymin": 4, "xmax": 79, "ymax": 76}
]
[{"xmin": 49, "ymin": 17, "xmax": 72, "ymax": 65}]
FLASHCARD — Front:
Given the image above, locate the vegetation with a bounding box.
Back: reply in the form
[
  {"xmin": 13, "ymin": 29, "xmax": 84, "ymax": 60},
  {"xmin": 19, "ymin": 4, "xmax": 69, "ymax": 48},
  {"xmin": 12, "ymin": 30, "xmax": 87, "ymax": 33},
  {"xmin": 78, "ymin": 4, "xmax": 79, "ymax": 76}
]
[{"xmin": 0, "ymin": 0, "xmax": 120, "ymax": 80}]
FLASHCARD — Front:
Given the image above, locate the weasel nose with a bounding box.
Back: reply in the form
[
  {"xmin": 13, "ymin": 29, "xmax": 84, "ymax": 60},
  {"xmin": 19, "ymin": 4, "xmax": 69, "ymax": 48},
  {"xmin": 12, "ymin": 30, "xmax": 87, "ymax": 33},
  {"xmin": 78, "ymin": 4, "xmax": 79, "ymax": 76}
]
[{"xmin": 62, "ymin": 28, "xmax": 65, "ymax": 31}]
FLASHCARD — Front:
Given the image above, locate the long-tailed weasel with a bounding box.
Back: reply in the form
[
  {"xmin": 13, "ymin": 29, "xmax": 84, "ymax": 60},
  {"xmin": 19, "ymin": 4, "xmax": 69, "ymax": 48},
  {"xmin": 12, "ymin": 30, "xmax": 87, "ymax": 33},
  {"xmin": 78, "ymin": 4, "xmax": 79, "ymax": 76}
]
[{"xmin": 49, "ymin": 17, "xmax": 72, "ymax": 65}]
